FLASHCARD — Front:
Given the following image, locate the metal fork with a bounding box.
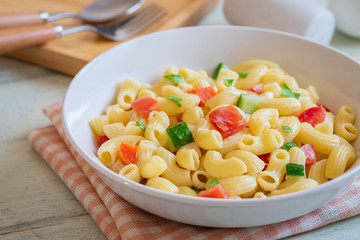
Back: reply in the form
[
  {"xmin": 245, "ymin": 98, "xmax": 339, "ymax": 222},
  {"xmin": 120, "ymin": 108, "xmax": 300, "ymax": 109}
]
[
  {"xmin": 59, "ymin": 3, "xmax": 166, "ymax": 41},
  {"xmin": 0, "ymin": 3, "xmax": 166, "ymax": 55}
]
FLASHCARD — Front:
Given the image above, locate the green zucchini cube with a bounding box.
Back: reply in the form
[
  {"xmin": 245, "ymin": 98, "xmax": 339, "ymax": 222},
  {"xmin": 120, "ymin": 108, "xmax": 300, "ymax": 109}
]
[
  {"xmin": 237, "ymin": 94, "xmax": 261, "ymax": 114},
  {"xmin": 166, "ymin": 122, "xmax": 194, "ymax": 149},
  {"xmin": 286, "ymin": 163, "xmax": 305, "ymax": 177}
]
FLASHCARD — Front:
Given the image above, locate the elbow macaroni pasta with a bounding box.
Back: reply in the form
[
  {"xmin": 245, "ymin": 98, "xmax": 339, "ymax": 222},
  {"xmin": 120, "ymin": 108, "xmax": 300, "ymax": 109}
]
[
  {"xmin": 119, "ymin": 164, "xmax": 141, "ymax": 182},
  {"xmin": 235, "ymin": 64, "xmax": 267, "ymax": 89},
  {"xmin": 218, "ymin": 175, "xmax": 257, "ymax": 197},
  {"xmin": 117, "ymin": 78, "xmax": 142, "ymax": 110},
  {"xmin": 176, "ymin": 143, "xmax": 201, "ymax": 170},
  {"xmin": 257, "ymin": 149, "xmax": 289, "ymax": 191},
  {"xmin": 205, "ymin": 87, "xmax": 240, "ymax": 109},
  {"xmin": 203, "ymin": 151, "xmax": 247, "ymax": 178},
  {"xmin": 90, "ymin": 59, "xmax": 359, "ymax": 199},
  {"xmin": 297, "ymin": 122, "xmax": 340, "ymax": 154},
  {"xmin": 145, "ymin": 111, "xmax": 170, "ymax": 146},
  {"xmin": 269, "ymin": 179, "xmax": 318, "ymax": 197},
  {"xmin": 157, "ymin": 147, "xmax": 192, "ymax": 186},
  {"xmin": 276, "ymin": 116, "xmax": 301, "ymax": 143},
  {"xmin": 308, "ymin": 159, "xmax": 328, "ymax": 184},
  {"xmin": 98, "ymin": 135, "xmax": 143, "ymax": 166},
  {"xmin": 225, "ymin": 150, "xmax": 265, "ymax": 176},
  {"xmin": 238, "ymin": 129, "xmax": 284, "ymax": 155},
  {"xmin": 193, "ymin": 119, "xmax": 223, "ymax": 150},
  {"xmin": 106, "ymin": 104, "xmax": 130, "ymax": 124},
  {"xmin": 182, "ymin": 106, "xmax": 204, "ymax": 125},
  {"xmin": 259, "ymin": 97, "xmax": 301, "ymax": 116},
  {"xmin": 334, "ymin": 105, "xmax": 358, "ymax": 142},
  {"xmin": 248, "ymin": 108, "xmax": 279, "ymax": 136},
  {"xmin": 325, "ymin": 145, "xmax": 356, "ymax": 179}
]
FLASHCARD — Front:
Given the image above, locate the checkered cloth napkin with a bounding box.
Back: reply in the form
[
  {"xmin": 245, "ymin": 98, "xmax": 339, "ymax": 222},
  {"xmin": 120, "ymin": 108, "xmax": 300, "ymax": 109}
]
[{"xmin": 26, "ymin": 102, "xmax": 360, "ymax": 240}]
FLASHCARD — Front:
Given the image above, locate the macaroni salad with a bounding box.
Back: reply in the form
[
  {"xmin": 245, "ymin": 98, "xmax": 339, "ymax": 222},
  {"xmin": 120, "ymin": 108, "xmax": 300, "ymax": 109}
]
[{"xmin": 90, "ymin": 60, "xmax": 359, "ymax": 199}]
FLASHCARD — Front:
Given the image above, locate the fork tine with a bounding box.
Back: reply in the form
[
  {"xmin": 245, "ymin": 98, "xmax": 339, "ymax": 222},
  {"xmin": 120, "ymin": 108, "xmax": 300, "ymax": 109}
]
[
  {"xmin": 112, "ymin": 3, "xmax": 166, "ymax": 40},
  {"xmin": 121, "ymin": 4, "xmax": 162, "ymax": 29},
  {"xmin": 61, "ymin": 3, "xmax": 167, "ymax": 41}
]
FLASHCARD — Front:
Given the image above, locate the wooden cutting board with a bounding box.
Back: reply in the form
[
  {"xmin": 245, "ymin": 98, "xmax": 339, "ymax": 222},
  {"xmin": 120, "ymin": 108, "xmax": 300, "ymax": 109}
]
[{"xmin": 1, "ymin": 0, "xmax": 219, "ymax": 76}]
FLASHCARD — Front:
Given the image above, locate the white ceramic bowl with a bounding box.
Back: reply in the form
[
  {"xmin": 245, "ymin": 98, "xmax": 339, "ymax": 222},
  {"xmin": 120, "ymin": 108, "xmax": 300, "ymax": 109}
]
[{"xmin": 62, "ymin": 26, "xmax": 360, "ymax": 228}]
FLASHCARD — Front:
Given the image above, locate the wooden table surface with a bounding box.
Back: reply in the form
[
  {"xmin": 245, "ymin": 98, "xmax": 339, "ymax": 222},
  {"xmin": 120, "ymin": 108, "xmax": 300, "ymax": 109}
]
[
  {"xmin": 2, "ymin": 0, "xmax": 219, "ymax": 75},
  {"xmin": 1, "ymin": 1, "xmax": 360, "ymax": 239}
]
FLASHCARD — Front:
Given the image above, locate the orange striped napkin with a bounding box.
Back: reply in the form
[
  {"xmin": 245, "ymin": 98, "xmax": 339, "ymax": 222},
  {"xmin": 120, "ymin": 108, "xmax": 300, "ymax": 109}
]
[{"xmin": 27, "ymin": 102, "xmax": 360, "ymax": 240}]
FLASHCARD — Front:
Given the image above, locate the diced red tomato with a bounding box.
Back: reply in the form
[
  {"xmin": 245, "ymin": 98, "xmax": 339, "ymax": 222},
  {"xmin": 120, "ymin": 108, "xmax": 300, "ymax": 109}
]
[
  {"xmin": 246, "ymin": 84, "xmax": 263, "ymax": 95},
  {"xmin": 197, "ymin": 184, "xmax": 228, "ymax": 199},
  {"xmin": 209, "ymin": 105, "xmax": 246, "ymax": 138},
  {"xmin": 317, "ymin": 104, "xmax": 331, "ymax": 113},
  {"xmin": 188, "ymin": 86, "xmax": 217, "ymax": 106},
  {"xmin": 98, "ymin": 135, "xmax": 109, "ymax": 147},
  {"xmin": 300, "ymin": 144, "xmax": 317, "ymax": 165},
  {"xmin": 130, "ymin": 96, "xmax": 158, "ymax": 117},
  {"xmin": 262, "ymin": 163, "xmax": 268, "ymax": 171},
  {"xmin": 258, "ymin": 153, "xmax": 270, "ymax": 164},
  {"xmin": 119, "ymin": 142, "xmax": 138, "ymax": 165},
  {"xmin": 297, "ymin": 105, "xmax": 326, "ymax": 127},
  {"xmin": 258, "ymin": 153, "xmax": 270, "ymax": 170}
]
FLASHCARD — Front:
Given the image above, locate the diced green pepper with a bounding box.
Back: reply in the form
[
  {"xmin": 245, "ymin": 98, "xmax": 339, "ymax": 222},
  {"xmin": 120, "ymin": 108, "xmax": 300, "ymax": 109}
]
[
  {"xmin": 166, "ymin": 96, "xmax": 183, "ymax": 107},
  {"xmin": 191, "ymin": 187, "xmax": 203, "ymax": 194},
  {"xmin": 238, "ymin": 71, "xmax": 248, "ymax": 79},
  {"xmin": 206, "ymin": 178, "xmax": 219, "ymax": 188},
  {"xmin": 283, "ymin": 141, "xmax": 297, "ymax": 151},
  {"xmin": 164, "ymin": 74, "xmax": 186, "ymax": 86},
  {"xmin": 212, "ymin": 62, "xmax": 228, "ymax": 79},
  {"xmin": 136, "ymin": 119, "xmax": 146, "ymax": 132},
  {"xmin": 281, "ymin": 125, "xmax": 293, "ymax": 133},
  {"xmin": 281, "ymin": 83, "xmax": 301, "ymax": 99},
  {"xmin": 237, "ymin": 94, "xmax": 261, "ymax": 114},
  {"xmin": 223, "ymin": 79, "xmax": 234, "ymax": 87},
  {"xmin": 166, "ymin": 122, "xmax": 194, "ymax": 149},
  {"xmin": 286, "ymin": 163, "xmax": 305, "ymax": 177}
]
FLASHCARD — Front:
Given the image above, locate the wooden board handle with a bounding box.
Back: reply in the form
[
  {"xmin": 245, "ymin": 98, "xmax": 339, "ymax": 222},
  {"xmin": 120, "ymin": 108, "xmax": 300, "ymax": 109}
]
[
  {"xmin": 0, "ymin": 12, "xmax": 44, "ymax": 28},
  {"xmin": 0, "ymin": 25, "xmax": 58, "ymax": 55}
]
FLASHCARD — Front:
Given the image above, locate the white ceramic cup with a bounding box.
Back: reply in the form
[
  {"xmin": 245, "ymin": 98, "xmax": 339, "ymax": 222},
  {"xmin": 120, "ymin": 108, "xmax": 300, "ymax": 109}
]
[
  {"xmin": 223, "ymin": 0, "xmax": 336, "ymax": 44},
  {"xmin": 328, "ymin": 0, "xmax": 360, "ymax": 39}
]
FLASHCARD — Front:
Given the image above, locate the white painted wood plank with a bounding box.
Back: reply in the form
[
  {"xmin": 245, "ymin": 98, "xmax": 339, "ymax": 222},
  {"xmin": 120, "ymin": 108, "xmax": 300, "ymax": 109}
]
[
  {"xmin": 0, "ymin": 57, "xmax": 105, "ymax": 237},
  {"xmin": 1, "ymin": 215, "xmax": 106, "ymax": 240},
  {"xmin": 286, "ymin": 215, "xmax": 360, "ymax": 239}
]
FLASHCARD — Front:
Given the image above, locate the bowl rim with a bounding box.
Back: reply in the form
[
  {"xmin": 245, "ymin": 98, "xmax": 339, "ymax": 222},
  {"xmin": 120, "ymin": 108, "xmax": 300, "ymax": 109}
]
[{"xmin": 62, "ymin": 25, "xmax": 360, "ymax": 207}]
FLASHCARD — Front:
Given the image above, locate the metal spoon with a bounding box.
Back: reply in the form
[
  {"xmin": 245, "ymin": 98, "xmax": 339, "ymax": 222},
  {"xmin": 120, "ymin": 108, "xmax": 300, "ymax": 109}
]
[
  {"xmin": 0, "ymin": 3, "xmax": 166, "ymax": 55},
  {"xmin": 0, "ymin": 0, "xmax": 145, "ymax": 28}
]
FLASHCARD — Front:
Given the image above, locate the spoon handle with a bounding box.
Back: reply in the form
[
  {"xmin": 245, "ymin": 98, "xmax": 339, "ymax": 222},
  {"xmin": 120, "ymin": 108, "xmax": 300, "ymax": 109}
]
[
  {"xmin": 0, "ymin": 12, "xmax": 49, "ymax": 29},
  {"xmin": 0, "ymin": 24, "xmax": 61, "ymax": 55}
]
